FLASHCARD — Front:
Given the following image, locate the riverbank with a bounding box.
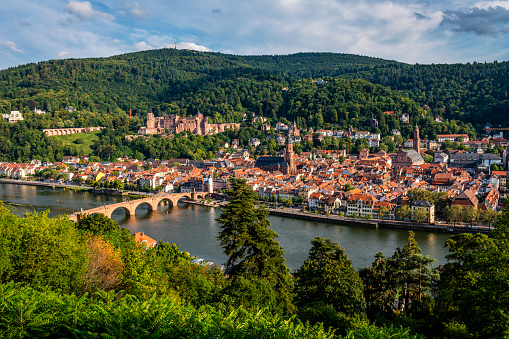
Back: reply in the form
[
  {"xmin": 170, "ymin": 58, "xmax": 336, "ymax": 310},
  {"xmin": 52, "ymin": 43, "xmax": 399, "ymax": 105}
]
[
  {"xmin": 0, "ymin": 179, "xmax": 156, "ymax": 199},
  {"xmin": 0, "ymin": 178, "xmax": 92, "ymax": 190},
  {"xmin": 267, "ymin": 208, "xmax": 489, "ymax": 234},
  {"xmin": 188, "ymin": 199, "xmax": 490, "ymax": 235},
  {"xmin": 0, "ymin": 180, "xmax": 491, "ymax": 235}
]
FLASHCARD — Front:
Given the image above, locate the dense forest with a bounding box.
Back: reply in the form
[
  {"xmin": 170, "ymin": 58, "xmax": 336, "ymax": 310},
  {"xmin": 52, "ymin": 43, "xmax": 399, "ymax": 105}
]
[
  {"xmin": 1, "ymin": 49, "xmax": 508, "ymax": 128},
  {"xmin": 0, "ymin": 51, "xmax": 481, "ymax": 162},
  {"xmin": 2, "ymin": 179, "xmax": 509, "ymax": 338}
]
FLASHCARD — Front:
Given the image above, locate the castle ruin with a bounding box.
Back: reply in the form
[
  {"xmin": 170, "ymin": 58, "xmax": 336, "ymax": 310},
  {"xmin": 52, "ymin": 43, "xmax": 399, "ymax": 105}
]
[{"xmin": 138, "ymin": 112, "xmax": 240, "ymax": 136}]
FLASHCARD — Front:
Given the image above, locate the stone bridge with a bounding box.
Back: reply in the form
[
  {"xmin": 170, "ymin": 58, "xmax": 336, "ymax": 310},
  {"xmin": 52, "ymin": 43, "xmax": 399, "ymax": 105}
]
[{"xmin": 69, "ymin": 191, "xmax": 209, "ymax": 222}]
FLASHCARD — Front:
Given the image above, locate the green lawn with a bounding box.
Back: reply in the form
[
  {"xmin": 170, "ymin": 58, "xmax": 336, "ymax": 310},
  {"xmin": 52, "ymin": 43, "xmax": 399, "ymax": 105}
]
[{"xmin": 53, "ymin": 131, "xmax": 101, "ymax": 155}]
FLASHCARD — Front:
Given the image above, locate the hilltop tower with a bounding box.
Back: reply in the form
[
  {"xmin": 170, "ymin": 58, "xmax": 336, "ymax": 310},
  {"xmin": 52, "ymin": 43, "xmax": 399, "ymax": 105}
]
[{"xmin": 413, "ymin": 124, "xmax": 421, "ymax": 152}]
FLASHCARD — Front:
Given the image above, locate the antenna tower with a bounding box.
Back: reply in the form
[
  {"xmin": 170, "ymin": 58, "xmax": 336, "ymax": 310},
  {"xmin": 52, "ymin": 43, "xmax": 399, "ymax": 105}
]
[{"xmin": 174, "ymin": 38, "xmax": 177, "ymax": 49}]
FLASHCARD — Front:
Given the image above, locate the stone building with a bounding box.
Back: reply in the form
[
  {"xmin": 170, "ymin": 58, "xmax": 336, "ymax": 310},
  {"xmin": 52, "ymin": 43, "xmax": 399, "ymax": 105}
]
[
  {"xmin": 254, "ymin": 134, "xmax": 296, "ymax": 175},
  {"xmin": 138, "ymin": 112, "xmax": 240, "ymax": 136},
  {"xmin": 391, "ymin": 149, "xmax": 424, "ymax": 168}
]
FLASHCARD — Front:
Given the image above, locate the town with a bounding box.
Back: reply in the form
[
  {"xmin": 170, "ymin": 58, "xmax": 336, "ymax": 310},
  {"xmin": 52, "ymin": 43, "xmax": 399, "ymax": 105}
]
[{"xmin": 1, "ymin": 112, "xmax": 506, "ymax": 228}]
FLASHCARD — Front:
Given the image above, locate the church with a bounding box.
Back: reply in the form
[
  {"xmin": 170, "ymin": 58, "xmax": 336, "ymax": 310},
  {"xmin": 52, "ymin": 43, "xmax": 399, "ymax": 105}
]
[{"xmin": 254, "ymin": 134, "xmax": 297, "ymax": 175}]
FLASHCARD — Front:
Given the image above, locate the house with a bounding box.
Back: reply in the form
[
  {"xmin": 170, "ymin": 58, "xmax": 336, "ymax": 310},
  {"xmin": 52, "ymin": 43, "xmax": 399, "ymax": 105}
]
[
  {"xmin": 451, "ymin": 189, "xmax": 479, "ymax": 209},
  {"xmin": 401, "ymin": 113, "xmax": 410, "ymax": 124},
  {"xmin": 434, "ymin": 152, "xmax": 449, "ymax": 164},
  {"xmin": 411, "ymin": 200, "xmax": 435, "ymax": 223},
  {"xmin": 346, "ymin": 194, "xmax": 376, "ymax": 218},
  {"xmin": 2, "ymin": 111, "xmax": 24, "ymax": 123},
  {"xmin": 437, "ymin": 134, "xmax": 470, "ymax": 143},
  {"xmin": 373, "ymin": 201, "xmax": 395, "ymax": 220},
  {"xmin": 133, "ymin": 232, "xmax": 157, "ymax": 248}
]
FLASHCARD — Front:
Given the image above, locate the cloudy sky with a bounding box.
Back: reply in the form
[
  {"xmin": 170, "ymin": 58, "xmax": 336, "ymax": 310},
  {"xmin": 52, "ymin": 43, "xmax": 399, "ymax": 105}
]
[{"xmin": 1, "ymin": 0, "xmax": 509, "ymax": 70}]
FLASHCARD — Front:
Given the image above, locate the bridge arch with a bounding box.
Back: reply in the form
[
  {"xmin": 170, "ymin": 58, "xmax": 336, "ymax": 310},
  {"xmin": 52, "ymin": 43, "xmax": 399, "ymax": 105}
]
[
  {"xmin": 155, "ymin": 197, "xmax": 178, "ymax": 209},
  {"xmin": 109, "ymin": 206, "xmax": 132, "ymax": 218},
  {"xmin": 133, "ymin": 200, "xmax": 157, "ymax": 214}
]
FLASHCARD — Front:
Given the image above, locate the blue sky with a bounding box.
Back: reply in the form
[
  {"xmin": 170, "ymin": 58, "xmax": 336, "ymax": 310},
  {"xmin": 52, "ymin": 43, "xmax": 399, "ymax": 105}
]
[{"xmin": 1, "ymin": 0, "xmax": 509, "ymax": 70}]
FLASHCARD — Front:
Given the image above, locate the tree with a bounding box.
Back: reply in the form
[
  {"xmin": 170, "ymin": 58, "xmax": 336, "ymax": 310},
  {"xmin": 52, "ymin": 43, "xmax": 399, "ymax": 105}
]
[
  {"xmin": 389, "ymin": 231, "xmax": 438, "ymax": 314},
  {"xmin": 423, "ymin": 154, "xmax": 433, "ymax": 163},
  {"xmin": 294, "ymin": 237, "xmax": 366, "ymax": 332},
  {"xmin": 462, "ymin": 206, "xmax": 478, "ymax": 227},
  {"xmin": 77, "ymin": 213, "xmax": 120, "ymax": 234},
  {"xmin": 359, "ymin": 252, "xmax": 396, "ymax": 319},
  {"xmin": 396, "ymin": 205, "xmax": 411, "ymax": 220},
  {"xmin": 379, "ymin": 206, "xmax": 389, "ymax": 220},
  {"xmin": 437, "ymin": 231, "xmax": 509, "ymax": 338},
  {"xmin": 445, "ymin": 205, "xmax": 463, "ymax": 226},
  {"xmin": 216, "ymin": 177, "xmax": 295, "ymax": 313},
  {"xmin": 480, "ymin": 208, "xmax": 499, "ymax": 229},
  {"xmin": 81, "ymin": 235, "xmax": 124, "ymax": 293},
  {"xmin": 412, "ymin": 207, "xmax": 429, "ymax": 223}
]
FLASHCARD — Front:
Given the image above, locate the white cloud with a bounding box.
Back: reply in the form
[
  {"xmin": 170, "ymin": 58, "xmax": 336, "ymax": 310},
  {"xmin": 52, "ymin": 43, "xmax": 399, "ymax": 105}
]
[
  {"xmin": 178, "ymin": 42, "xmax": 212, "ymax": 52},
  {"xmin": 64, "ymin": 1, "xmax": 112, "ymax": 20},
  {"xmin": 4, "ymin": 41, "xmax": 23, "ymax": 53},
  {"xmin": 129, "ymin": 2, "xmax": 146, "ymax": 19},
  {"xmin": 135, "ymin": 41, "xmax": 154, "ymax": 51},
  {"xmin": 58, "ymin": 51, "xmax": 71, "ymax": 58}
]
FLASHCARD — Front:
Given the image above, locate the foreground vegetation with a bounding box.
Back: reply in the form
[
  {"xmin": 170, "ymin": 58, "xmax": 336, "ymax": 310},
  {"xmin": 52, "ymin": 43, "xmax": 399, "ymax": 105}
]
[{"xmin": 1, "ymin": 180, "xmax": 509, "ymax": 337}]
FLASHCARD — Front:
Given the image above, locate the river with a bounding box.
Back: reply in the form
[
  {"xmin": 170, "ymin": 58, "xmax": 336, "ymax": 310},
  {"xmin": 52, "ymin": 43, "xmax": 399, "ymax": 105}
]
[{"xmin": 0, "ymin": 183, "xmax": 451, "ymax": 270}]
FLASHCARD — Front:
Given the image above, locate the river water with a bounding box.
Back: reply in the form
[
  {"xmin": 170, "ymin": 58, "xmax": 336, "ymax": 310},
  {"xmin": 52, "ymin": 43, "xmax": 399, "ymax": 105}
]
[{"xmin": 0, "ymin": 183, "xmax": 451, "ymax": 270}]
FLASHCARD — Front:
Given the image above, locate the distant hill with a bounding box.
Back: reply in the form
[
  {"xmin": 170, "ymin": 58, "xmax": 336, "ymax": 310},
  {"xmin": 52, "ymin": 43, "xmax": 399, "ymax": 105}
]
[{"xmin": 0, "ymin": 49, "xmax": 507, "ymax": 129}]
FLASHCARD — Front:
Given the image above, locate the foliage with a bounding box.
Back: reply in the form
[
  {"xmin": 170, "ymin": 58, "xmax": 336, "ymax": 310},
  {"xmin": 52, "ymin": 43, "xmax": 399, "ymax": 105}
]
[
  {"xmin": 294, "ymin": 237, "xmax": 366, "ymax": 334},
  {"xmin": 0, "ymin": 202, "xmax": 88, "ymax": 294},
  {"xmin": 81, "ymin": 235, "xmax": 124, "ymax": 293},
  {"xmin": 76, "ymin": 213, "xmax": 121, "ymax": 234},
  {"xmin": 0, "ymin": 282, "xmax": 334, "ymax": 339},
  {"xmin": 217, "ymin": 177, "xmax": 295, "ymax": 313},
  {"xmin": 395, "ymin": 205, "xmax": 411, "ymax": 220},
  {"xmin": 345, "ymin": 323, "xmax": 425, "ymax": 339},
  {"xmin": 437, "ymin": 232, "xmax": 509, "ymax": 338},
  {"xmin": 359, "ymin": 232, "xmax": 438, "ymax": 326}
]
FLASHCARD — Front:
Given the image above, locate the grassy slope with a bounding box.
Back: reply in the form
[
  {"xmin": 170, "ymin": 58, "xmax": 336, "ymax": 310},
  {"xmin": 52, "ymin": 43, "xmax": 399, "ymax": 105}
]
[{"xmin": 52, "ymin": 131, "xmax": 100, "ymax": 155}]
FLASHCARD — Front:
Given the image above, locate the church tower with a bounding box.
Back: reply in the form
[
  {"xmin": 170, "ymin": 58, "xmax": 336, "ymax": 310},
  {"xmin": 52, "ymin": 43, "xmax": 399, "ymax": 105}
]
[
  {"xmin": 284, "ymin": 132, "xmax": 297, "ymax": 174},
  {"xmin": 413, "ymin": 124, "xmax": 421, "ymax": 152}
]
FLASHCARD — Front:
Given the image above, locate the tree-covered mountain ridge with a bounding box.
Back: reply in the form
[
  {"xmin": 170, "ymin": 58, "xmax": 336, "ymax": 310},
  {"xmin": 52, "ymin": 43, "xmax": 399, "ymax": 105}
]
[{"xmin": 0, "ymin": 49, "xmax": 507, "ymax": 128}]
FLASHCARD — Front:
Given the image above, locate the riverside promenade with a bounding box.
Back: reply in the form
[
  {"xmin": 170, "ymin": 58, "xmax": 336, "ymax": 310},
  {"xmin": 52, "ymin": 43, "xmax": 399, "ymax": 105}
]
[{"xmin": 266, "ymin": 207, "xmax": 490, "ymax": 234}]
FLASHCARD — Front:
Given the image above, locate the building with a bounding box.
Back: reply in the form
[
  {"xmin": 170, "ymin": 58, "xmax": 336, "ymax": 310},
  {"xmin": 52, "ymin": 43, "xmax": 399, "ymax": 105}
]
[
  {"xmin": 346, "ymin": 194, "xmax": 376, "ymax": 218},
  {"xmin": 449, "ymin": 153, "xmax": 502, "ymax": 172},
  {"xmin": 254, "ymin": 135, "xmax": 296, "ymax": 175},
  {"xmin": 138, "ymin": 112, "xmax": 240, "ymax": 136},
  {"xmin": 437, "ymin": 134, "xmax": 470, "ymax": 143},
  {"xmin": 451, "ymin": 189, "xmax": 479, "ymax": 209},
  {"xmin": 434, "ymin": 152, "xmax": 449, "ymax": 164},
  {"xmin": 391, "ymin": 150, "xmax": 424, "ymax": 168},
  {"xmin": 411, "ymin": 200, "xmax": 435, "ymax": 223},
  {"xmin": 2, "ymin": 111, "xmax": 23, "ymax": 123}
]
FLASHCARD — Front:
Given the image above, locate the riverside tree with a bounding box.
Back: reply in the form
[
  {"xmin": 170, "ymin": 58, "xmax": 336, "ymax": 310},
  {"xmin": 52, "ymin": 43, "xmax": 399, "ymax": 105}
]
[{"xmin": 216, "ymin": 177, "xmax": 295, "ymax": 313}]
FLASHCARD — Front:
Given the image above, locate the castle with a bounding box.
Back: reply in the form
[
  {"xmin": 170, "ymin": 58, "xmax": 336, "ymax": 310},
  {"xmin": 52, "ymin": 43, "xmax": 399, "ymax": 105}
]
[{"xmin": 138, "ymin": 112, "xmax": 240, "ymax": 136}]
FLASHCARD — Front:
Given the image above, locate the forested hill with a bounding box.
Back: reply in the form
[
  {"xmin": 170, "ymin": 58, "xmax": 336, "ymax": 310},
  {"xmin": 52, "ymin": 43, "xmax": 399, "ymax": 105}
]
[{"xmin": 0, "ymin": 49, "xmax": 508, "ymax": 129}]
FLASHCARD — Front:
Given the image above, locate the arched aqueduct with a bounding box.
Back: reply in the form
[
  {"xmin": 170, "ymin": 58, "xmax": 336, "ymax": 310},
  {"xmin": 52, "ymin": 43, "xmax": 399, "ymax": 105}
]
[{"xmin": 43, "ymin": 127, "xmax": 104, "ymax": 136}]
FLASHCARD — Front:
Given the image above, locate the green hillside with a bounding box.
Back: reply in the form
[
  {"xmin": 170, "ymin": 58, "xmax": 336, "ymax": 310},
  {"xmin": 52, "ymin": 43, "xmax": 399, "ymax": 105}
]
[{"xmin": 0, "ymin": 49, "xmax": 507, "ymax": 130}]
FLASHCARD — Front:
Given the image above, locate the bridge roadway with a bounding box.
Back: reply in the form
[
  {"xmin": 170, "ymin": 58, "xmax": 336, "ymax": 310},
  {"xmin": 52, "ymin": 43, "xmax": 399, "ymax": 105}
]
[{"xmin": 69, "ymin": 191, "xmax": 209, "ymax": 222}]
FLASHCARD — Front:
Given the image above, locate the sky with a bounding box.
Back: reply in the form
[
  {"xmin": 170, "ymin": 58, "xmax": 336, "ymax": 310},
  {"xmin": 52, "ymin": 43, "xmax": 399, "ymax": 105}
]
[{"xmin": 1, "ymin": 0, "xmax": 509, "ymax": 70}]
